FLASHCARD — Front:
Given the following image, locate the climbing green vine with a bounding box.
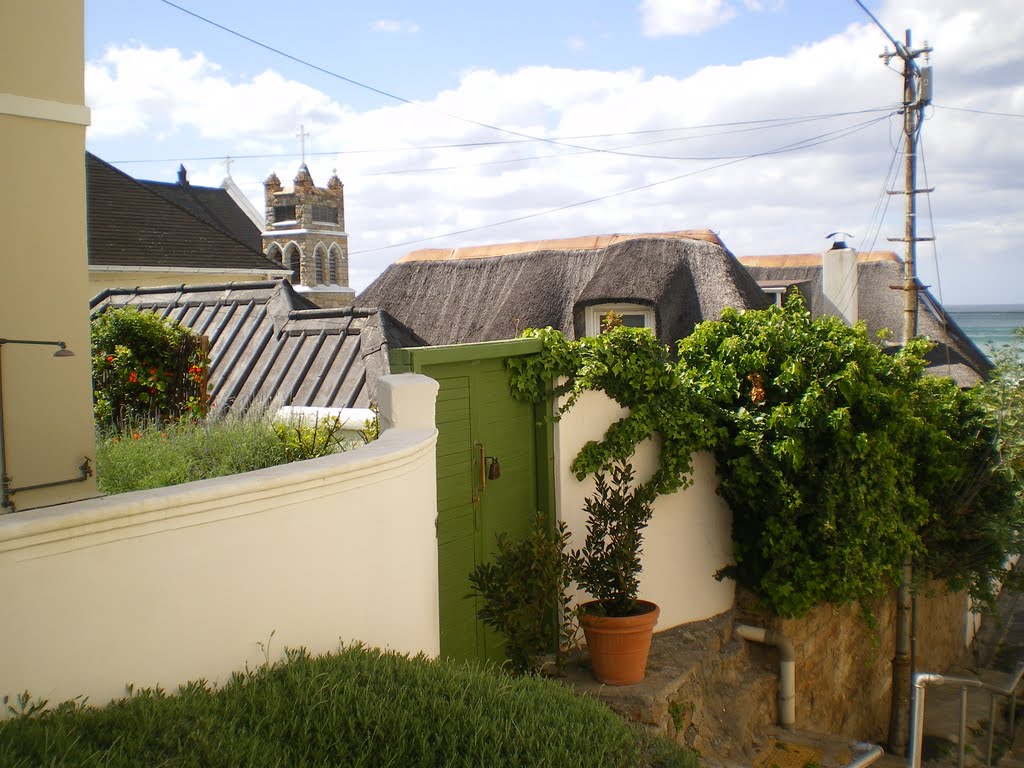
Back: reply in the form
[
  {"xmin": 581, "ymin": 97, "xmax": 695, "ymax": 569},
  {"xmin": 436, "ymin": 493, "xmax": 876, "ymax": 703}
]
[
  {"xmin": 507, "ymin": 324, "xmax": 721, "ymax": 502},
  {"xmin": 507, "ymin": 293, "xmax": 1022, "ymax": 618}
]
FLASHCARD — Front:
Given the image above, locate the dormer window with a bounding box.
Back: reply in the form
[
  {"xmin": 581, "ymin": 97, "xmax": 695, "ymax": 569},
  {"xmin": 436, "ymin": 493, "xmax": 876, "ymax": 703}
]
[{"xmin": 585, "ymin": 303, "xmax": 655, "ymax": 337}]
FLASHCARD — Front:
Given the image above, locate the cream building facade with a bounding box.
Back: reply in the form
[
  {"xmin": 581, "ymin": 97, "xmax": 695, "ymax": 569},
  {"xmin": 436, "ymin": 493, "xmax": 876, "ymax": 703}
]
[{"xmin": 1, "ymin": 1, "xmax": 99, "ymax": 509}]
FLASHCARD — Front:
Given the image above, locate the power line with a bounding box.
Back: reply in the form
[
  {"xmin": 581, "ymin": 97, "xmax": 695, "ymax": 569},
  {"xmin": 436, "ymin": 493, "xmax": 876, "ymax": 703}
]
[
  {"xmin": 105, "ymin": 107, "xmax": 897, "ymax": 165},
  {"xmin": 160, "ymin": 1, "xmax": 897, "ymax": 166},
  {"xmin": 157, "ymin": 0, "xmax": 723, "ymax": 160},
  {"xmin": 351, "ymin": 113, "xmax": 890, "ymax": 255},
  {"xmin": 106, "ymin": 109, "xmax": 896, "ymax": 182},
  {"xmin": 856, "ymin": 120, "xmax": 903, "ymax": 256},
  {"xmin": 363, "ymin": 112, "xmax": 889, "ymax": 176},
  {"xmin": 917, "ymin": 131, "xmax": 954, "ymax": 371},
  {"xmin": 933, "ymin": 104, "xmax": 1024, "ymax": 119}
]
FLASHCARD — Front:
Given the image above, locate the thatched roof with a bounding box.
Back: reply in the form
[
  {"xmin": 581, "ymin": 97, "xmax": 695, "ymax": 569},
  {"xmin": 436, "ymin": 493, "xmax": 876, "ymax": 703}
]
[
  {"xmin": 90, "ymin": 280, "xmax": 423, "ymax": 414},
  {"xmin": 359, "ymin": 231, "xmax": 771, "ymax": 347},
  {"xmin": 739, "ymin": 252, "xmax": 991, "ymax": 386}
]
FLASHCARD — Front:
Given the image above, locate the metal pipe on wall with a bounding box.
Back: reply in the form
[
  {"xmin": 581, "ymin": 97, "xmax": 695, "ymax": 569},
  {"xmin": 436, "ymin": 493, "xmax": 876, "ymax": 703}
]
[{"xmin": 735, "ymin": 623, "xmax": 796, "ymax": 730}]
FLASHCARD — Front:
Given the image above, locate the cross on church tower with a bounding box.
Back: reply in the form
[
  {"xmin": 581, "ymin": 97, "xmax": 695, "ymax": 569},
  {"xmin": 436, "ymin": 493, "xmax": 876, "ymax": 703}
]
[
  {"xmin": 297, "ymin": 124, "xmax": 310, "ymax": 164},
  {"xmin": 223, "ymin": 155, "xmax": 233, "ymax": 179}
]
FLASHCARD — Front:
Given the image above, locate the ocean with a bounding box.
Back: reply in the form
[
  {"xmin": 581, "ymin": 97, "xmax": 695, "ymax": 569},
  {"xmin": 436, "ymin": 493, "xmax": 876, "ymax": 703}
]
[{"xmin": 948, "ymin": 305, "xmax": 1024, "ymax": 356}]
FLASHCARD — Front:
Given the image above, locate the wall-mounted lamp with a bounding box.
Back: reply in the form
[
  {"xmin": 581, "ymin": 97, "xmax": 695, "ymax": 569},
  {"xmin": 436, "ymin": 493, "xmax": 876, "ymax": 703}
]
[
  {"xmin": 0, "ymin": 338, "xmax": 75, "ymax": 357},
  {"xmin": 0, "ymin": 338, "xmax": 91, "ymax": 513}
]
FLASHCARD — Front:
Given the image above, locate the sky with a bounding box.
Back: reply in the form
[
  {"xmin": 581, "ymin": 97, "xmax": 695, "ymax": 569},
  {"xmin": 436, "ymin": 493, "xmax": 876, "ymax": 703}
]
[{"xmin": 84, "ymin": 0, "xmax": 1024, "ymax": 305}]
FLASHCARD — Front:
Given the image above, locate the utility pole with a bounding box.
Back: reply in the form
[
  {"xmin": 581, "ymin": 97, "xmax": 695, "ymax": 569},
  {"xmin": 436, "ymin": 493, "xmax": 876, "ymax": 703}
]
[
  {"xmin": 854, "ymin": 2, "xmax": 933, "ymax": 755},
  {"xmin": 878, "ymin": 20, "xmax": 933, "ymax": 758},
  {"xmin": 885, "ymin": 30, "xmax": 933, "ymax": 344}
]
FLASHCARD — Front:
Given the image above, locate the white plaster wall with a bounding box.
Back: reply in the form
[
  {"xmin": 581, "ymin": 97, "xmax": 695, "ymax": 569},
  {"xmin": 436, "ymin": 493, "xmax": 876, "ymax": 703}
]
[
  {"xmin": 0, "ymin": 374, "xmax": 440, "ymax": 712},
  {"xmin": 553, "ymin": 389, "xmax": 735, "ymax": 630}
]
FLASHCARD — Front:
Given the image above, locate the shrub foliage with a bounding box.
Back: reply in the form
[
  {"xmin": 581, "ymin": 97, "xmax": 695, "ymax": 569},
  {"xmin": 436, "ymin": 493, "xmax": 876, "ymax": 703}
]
[
  {"xmin": 96, "ymin": 414, "xmax": 353, "ymax": 495},
  {"xmin": 0, "ymin": 645, "xmax": 697, "ymax": 768},
  {"xmin": 468, "ymin": 513, "xmax": 576, "ymax": 675},
  {"xmin": 91, "ymin": 306, "xmax": 208, "ymax": 429},
  {"xmin": 507, "ymin": 294, "xmax": 1023, "ymax": 617},
  {"xmin": 571, "ymin": 462, "xmax": 655, "ymax": 617}
]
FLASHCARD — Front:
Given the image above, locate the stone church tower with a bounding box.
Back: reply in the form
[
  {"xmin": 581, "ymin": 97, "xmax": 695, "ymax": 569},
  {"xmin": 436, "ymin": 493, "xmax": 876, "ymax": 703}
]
[{"xmin": 262, "ymin": 164, "xmax": 354, "ymax": 308}]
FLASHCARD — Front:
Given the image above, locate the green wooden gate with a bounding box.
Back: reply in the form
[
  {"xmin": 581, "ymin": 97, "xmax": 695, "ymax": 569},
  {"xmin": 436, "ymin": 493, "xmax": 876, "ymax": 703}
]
[{"xmin": 392, "ymin": 340, "xmax": 553, "ymax": 662}]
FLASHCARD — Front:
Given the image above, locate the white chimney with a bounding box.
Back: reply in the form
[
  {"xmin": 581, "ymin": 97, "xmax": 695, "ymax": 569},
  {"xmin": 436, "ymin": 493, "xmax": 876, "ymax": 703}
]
[{"xmin": 822, "ymin": 235, "xmax": 858, "ymax": 326}]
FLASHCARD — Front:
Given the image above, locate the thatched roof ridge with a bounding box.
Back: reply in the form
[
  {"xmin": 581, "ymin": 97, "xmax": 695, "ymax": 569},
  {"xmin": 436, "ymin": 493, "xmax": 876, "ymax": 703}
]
[
  {"xmin": 359, "ymin": 234, "xmax": 770, "ymax": 347},
  {"xmin": 400, "ymin": 229, "xmax": 724, "ymax": 263},
  {"xmin": 738, "ymin": 251, "xmax": 899, "ymax": 268}
]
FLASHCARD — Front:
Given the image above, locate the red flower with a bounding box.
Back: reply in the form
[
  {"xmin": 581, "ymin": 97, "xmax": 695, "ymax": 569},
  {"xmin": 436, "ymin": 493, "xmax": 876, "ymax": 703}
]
[
  {"xmin": 106, "ymin": 355, "xmax": 115, "ymax": 363},
  {"xmin": 150, "ymin": 388, "xmax": 157, "ymax": 394},
  {"xmin": 128, "ymin": 371, "xmax": 138, "ymax": 383},
  {"xmin": 149, "ymin": 368, "xmax": 157, "ymax": 375},
  {"xmin": 132, "ymin": 432, "xmax": 141, "ymax": 440}
]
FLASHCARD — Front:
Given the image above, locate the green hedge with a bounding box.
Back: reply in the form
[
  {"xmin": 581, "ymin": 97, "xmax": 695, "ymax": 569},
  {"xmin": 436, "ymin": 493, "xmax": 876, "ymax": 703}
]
[{"xmin": 0, "ymin": 645, "xmax": 697, "ymax": 768}]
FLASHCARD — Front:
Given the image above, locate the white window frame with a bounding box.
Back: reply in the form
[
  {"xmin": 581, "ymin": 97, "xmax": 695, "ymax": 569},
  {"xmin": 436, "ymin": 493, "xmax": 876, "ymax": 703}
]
[{"xmin": 584, "ymin": 303, "xmax": 655, "ymax": 337}]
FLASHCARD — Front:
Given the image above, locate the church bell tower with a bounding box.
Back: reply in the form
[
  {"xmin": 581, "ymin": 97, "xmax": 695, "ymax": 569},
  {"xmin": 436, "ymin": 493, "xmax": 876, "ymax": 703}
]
[{"xmin": 261, "ymin": 163, "xmax": 353, "ymax": 309}]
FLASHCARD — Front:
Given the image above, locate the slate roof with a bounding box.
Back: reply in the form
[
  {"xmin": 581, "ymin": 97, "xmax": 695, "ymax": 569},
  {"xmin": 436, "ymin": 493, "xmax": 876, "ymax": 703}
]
[
  {"xmin": 139, "ymin": 177, "xmax": 262, "ymax": 252},
  {"xmin": 90, "ymin": 280, "xmax": 423, "ymax": 415},
  {"xmin": 739, "ymin": 252, "xmax": 991, "ymax": 386},
  {"xmin": 86, "ymin": 153, "xmax": 284, "ymax": 273},
  {"xmin": 359, "ymin": 231, "xmax": 771, "ymax": 347}
]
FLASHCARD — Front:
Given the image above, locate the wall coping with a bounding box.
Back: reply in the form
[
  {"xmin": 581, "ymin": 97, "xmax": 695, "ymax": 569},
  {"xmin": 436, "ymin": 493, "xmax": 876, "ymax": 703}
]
[{"xmin": 0, "ymin": 427, "xmax": 436, "ymax": 558}]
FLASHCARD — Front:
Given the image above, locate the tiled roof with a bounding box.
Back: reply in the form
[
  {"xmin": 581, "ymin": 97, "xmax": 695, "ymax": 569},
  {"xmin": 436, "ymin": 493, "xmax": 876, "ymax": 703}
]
[
  {"xmin": 139, "ymin": 179, "xmax": 263, "ymax": 252},
  {"xmin": 86, "ymin": 153, "xmax": 284, "ymax": 273},
  {"xmin": 90, "ymin": 281, "xmax": 423, "ymax": 414}
]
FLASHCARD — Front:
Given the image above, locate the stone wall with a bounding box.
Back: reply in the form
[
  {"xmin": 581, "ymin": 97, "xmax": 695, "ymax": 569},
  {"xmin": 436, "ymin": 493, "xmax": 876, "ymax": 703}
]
[{"xmin": 739, "ymin": 584, "xmax": 970, "ymax": 740}]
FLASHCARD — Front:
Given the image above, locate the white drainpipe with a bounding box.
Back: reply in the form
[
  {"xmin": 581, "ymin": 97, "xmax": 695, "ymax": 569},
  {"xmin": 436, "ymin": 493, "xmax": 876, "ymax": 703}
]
[{"xmin": 736, "ymin": 623, "xmax": 796, "ymax": 730}]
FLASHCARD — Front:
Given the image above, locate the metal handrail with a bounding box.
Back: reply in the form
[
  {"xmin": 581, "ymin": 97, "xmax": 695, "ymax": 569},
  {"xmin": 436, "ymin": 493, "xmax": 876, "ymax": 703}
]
[
  {"xmin": 844, "ymin": 743, "xmax": 884, "ymax": 768},
  {"xmin": 908, "ymin": 663, "xmax": 1024, "ymax": 768}
]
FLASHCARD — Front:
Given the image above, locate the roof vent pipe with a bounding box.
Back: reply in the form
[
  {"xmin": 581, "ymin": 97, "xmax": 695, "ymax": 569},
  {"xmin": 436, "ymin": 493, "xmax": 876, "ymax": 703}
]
[
  {"xmin": 735, "ymin": 623, "xmax": 796, "ymax": 730},
  {"xmin": 823, "ymin": 232, "xmax": 858, "ymax": 326}
]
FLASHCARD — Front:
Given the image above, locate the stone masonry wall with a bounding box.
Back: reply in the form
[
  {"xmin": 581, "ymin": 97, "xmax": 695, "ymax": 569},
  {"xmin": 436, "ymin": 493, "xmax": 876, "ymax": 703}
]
[{"xmin": 738, "ymin": 583, "xmax": 969, "ymax": 741}]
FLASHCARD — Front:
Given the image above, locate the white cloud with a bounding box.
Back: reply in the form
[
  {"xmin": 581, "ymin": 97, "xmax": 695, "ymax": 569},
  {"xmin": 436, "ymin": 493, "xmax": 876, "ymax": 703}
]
[
  {"xmin": 640, "ymin": 0, "xmax": 785, "ymax": 37},
  {"xmin": 640, "ymin": 0, "xmax": 737, "ymax": 37},
  {"xmin": 84, "ymin": 0, "xmax": 1024, "ymax": 303},
  {"xmin": 371, "ymin": 19, "xmax": 420, "ymax": 34},
  {"xmin": 567, "ymin": 35, "xmax": 587, "ymax": 51},
  {"xmin": 86, "ymin": 46, "xmax": 347, "ymax": 143}
]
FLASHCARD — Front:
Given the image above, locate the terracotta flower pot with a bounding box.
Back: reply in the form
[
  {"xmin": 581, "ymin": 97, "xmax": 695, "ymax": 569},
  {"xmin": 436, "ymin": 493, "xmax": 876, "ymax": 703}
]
[{"xmin": 580, "ymin": 600, "xmax": 660, "ymax": 685}]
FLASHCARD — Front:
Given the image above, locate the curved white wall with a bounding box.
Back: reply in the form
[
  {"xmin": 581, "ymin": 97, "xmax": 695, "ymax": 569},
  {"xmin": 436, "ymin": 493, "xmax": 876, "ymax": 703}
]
[
  {"xmin": 0, "ymin": 374, "xmax": 440, "ymax": 712},
  {"xmin": 553, "ymin": 390, "xmax": 735, "ymax": 629}
]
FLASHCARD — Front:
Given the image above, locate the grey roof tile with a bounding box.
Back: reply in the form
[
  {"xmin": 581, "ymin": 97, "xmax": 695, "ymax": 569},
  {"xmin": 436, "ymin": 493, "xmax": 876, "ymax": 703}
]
[
  {"xmin": 90, "ymin": 281, "xmax": 423, "ymax": 416},
  {"xmin": 86, "ymin": 153, "xmax": 282, "ymax": 273}
]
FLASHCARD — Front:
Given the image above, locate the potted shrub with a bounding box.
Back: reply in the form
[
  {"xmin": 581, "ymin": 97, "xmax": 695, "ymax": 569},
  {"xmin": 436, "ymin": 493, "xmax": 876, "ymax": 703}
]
[{"xmin": 571, "ymin": 460, "xmax": 660, "ymax": 685}]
